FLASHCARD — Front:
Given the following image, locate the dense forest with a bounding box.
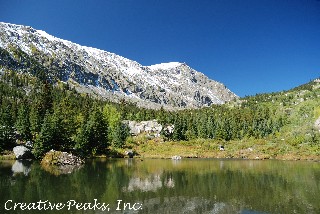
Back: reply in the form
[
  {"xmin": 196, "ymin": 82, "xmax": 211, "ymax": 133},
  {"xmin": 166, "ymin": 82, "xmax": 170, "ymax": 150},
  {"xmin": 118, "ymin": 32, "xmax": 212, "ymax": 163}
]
[{"xmin": 0, "ymin": 65, "xmax": 319, "ymax": 159}]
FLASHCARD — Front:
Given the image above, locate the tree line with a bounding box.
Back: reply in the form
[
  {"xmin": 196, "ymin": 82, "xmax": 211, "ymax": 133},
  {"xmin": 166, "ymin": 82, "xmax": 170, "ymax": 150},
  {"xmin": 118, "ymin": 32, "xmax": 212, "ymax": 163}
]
[
  {"xmin": 0, "ymin": 69, "xmax": 130, "ymax": 158},
  {"xmin": 0, "ymin": 68, "xmax": 291, "ymax": 158}
]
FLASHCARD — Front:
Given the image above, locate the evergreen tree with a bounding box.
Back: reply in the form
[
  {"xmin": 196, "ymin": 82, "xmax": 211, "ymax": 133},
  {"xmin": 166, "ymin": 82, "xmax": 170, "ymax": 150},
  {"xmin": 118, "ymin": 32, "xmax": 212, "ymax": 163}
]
[
  {"xmin": 206, "ymin": 116, "xmax": 216, "ymax": 139},
  {"xmin": 15, "ymin": 103, "xmax": 31, "ymax": 141},
  {"xmin": 32, "ymin": 109, "xmax": 70, "ymax": 159},
  {"xmin": 111, "ymin": 122, "xmax": 130, "ymax": 148},
  {"xmin": 197, "ymin": 114, "xmax": 208, "ymax": 139},
  {"xmin": 32, "ymin": 112, "xmax": 53, "ymax": 159},
  {"xmin": 172, "ymin": 116, "xmax": 186, "ymax": 141},
  {"xmin": 185, "ymin": 114, "xmax": 197, "ymax": 140},
  {"xmin": 29, "ymin": 102, "xmax": 42, "ymax": 138},
  {"xmin": 50, "ymin": 107, "xmax": 72, "ymax": 151},
  {"xmin": 75, "ymin": 106, "xmax": 108, "ymax": 156},
  {"xmin": 0, "ymin": 105, "xmax": 15, "ymax": 151},
  {"xmin": 102, "ymin": 104, "xmax": 130, "ymax": 147}
]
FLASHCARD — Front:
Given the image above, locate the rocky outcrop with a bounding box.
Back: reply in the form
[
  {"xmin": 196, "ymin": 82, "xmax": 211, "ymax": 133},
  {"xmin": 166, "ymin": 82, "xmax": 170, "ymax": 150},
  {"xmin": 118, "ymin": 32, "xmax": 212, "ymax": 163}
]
[
  {"xmin": 13, "ymin": 146, "xmax": 33, "ymax": 159},
  {"xmin": 41, "ymin": 150, "xmax": 84, "ymax": 175},
  {"xmin": 124, "ymin": 120, "xmax": 163, "ymax": 136},
  {"xmin": 0, "ymin": 22, "xmax": 238, "ymax": 109},
  {"xmin": 41, "ymin": 150, "xmax": 84, "ymax": 166}
]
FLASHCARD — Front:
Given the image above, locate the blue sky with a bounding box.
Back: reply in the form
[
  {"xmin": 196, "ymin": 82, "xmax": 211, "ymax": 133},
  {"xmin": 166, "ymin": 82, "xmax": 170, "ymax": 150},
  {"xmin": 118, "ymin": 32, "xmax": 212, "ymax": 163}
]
[{"xmin": 1, "ymin": 0, "xmax": 319, "ymax": 97}]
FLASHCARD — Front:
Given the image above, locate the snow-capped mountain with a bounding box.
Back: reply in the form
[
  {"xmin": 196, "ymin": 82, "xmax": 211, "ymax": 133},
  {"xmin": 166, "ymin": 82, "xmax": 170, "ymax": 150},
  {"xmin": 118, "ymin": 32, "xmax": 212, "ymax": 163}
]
[{"xmin": 0, "ymin": 22, "xmax": 238, "ymax": 109}]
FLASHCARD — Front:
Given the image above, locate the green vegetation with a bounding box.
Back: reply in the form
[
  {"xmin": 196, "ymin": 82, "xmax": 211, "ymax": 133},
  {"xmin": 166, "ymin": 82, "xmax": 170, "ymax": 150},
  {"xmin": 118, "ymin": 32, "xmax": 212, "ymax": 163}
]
[
  {"xmin": 0, "ymin": 69, "xmax": 131, "ymax": 158},
  {"xmin": 121, "ymin": 79, "xmax": 320, "ymax": 160},
  {"xmin": 0, "ymin": 48, "xmax": 319, "ymax": 160},
  {"xmin": 120, "ymin": 136, "xmax": 319, "ymax": 160}
]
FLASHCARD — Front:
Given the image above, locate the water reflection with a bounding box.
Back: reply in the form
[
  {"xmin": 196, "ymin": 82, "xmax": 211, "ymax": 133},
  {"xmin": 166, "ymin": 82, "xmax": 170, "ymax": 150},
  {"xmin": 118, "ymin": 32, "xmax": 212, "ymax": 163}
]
[
  {"xmin": 124, "ymin": 173, "xmax": 175, "ymax": 192},
  {"xmin": 0, "ymin": 159, "xmax": 319, "ymax": 214},
  {"xmin": 11, "ymin": 160, "xmax": 32, "ymax": 176},
  {"xmin": 41, "ymin": 162, "xmax": 83, "ymax": 175}
]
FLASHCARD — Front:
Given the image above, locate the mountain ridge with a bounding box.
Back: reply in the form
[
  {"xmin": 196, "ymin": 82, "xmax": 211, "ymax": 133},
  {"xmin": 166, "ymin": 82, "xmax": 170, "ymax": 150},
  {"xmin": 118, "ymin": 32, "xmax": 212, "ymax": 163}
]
[{"xmin": 0, "ymin": 22, "xmax": 238, "ymax": 109}]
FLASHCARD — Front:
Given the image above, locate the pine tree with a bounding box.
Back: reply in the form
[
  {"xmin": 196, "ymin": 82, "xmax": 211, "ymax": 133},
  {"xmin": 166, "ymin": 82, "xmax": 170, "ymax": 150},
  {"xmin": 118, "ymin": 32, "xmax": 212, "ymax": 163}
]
[
  {"xmin": 15, "ymin": 103, "xmax": 31, "ymax": 141},
  {"xmin": 32, "ymin": 112, "xmax": 53, "ymax": 159},
  {"xmin": 102, "ymin": 104, "xmax": 127, "ymax": 146},
  {"xmin": 50, "ymin": 107, "xmax": 71, "ymax": 151},
  {"xmin": 111, "ymin": 122, "xmax": 130, "ymax": 148},
  {"xmin": 75, "ymin": 106, "xmax": 108, "ymax": 156},
  {"xmin": 75, "ymin": 123, "xmax": 91, "ymax": 157},
  {"xmin": 172, "ymin": 116, "xmax": 186, "ymax": 141},
  {"xmin": 32, "ymin": 108, "xmax": 71, "ymax": 159},
  {"xmin": 29, "ymin": 102, "xmax": 42, "ymax": 138},
  {"xmin": 0, "ymin": 105, "xmax": 15, "ymax": 151}
]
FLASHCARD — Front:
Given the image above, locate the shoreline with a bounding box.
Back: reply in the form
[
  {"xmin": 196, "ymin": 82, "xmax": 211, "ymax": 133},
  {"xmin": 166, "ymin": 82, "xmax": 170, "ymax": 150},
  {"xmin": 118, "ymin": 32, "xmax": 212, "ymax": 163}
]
[
  {"xmin": 2, "ymin": 137, "xmax": 319, "ymax": 162},
  {"xmin": 1, "ymin": 154, "xmax": 318, "ymax": 162},
  {"xmin": 119, "ymin": 137, "xmax": 320, "ymax": 162},
  {"xmin": 129, "ymin": 153, "xmax": 320, "ymax": 161}
]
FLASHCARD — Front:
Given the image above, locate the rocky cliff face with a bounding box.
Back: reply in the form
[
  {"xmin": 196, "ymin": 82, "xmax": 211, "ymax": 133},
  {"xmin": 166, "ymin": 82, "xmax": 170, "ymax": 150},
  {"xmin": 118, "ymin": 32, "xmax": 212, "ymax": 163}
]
[{"xmin": 0, "ymin": 22, "xmax": 238, "ymax": 109}]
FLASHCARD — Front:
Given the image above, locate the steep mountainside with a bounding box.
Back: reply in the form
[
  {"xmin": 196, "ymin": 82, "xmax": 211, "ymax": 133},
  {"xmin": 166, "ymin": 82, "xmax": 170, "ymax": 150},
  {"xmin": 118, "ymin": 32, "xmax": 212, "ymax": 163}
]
[{"xmin": 0, "ymin": 22, "xmax": 237, "ymax": 109}]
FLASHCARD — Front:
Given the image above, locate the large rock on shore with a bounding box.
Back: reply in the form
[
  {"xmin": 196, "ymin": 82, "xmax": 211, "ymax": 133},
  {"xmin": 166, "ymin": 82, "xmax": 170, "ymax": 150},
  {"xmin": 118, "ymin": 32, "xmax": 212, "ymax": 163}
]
[
  {"xmin": 41, "ymin": 150, "xmax": 84, "ymax": 175},
  {"xmin": 13, "ymin": 146, "xmax": 33, "ymax": 159}
]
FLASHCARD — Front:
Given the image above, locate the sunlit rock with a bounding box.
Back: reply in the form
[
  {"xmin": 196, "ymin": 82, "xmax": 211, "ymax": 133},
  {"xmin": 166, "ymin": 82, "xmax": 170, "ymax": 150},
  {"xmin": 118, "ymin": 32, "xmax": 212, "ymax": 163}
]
[
  {"xmin": 13, "ymin": 146, "xmax": 33, "ymax": 159},
  {"xmin": 40, "ymin": 150, "xmax": 84, "ymax": 175},
  {"xmin": 171, "ymin": 155, "xmax": 181, "ymax": 160},
  {"xmin": 124, "ymin": 120, "xmax": 163, "ymax": 137}
]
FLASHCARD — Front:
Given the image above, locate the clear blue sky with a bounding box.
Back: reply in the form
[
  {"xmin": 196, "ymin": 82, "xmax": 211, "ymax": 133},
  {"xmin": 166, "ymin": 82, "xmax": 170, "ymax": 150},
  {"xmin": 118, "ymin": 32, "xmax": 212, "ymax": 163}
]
[{"xmin": 1, "ymin": 0, "xmax": 319, "ymax": 97}]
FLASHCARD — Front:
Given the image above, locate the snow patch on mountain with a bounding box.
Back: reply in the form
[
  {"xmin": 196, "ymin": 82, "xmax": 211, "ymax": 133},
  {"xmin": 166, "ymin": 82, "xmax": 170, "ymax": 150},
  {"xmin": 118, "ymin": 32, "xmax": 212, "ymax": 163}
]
[
  {"xmin": 148, "ymin": 62, "xmax": 183, "ymax": 70},
  {"xmin": 0, "ymin": 22, "xmax": 238, "ymax": 109}
]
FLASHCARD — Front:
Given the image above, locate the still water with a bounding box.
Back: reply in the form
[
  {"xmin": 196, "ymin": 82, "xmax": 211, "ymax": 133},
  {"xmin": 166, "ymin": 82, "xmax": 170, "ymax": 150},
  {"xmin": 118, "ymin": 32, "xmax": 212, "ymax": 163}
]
[{"xmin": 0, "ymin": 158, "xmax": 319, "ymax": 214}]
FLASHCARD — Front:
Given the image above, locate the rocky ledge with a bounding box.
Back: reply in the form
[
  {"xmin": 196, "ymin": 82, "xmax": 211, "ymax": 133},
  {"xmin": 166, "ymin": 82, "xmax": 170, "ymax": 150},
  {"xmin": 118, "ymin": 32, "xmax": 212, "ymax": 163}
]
[{"xmin": 41, "ymin": 150, "xmax": 84, "ymax": 175}]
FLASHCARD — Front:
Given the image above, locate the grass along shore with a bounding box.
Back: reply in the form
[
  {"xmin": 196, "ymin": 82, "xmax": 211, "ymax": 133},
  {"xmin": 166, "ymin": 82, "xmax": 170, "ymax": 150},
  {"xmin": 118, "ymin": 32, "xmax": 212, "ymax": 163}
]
[
  {"xmin": 117, "ymin": 135, "xmax": 320, "ymax": 161},
  {"xmin": 2, "ymin": 136, "xmax": 319, "ymax": 161}
]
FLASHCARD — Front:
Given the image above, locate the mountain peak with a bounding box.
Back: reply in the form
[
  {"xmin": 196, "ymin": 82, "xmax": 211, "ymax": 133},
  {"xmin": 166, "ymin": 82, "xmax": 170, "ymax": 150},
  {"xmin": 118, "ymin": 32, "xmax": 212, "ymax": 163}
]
[{"xmin": 0, "ymin": 22, "xmax": 238, "ymax": 109}]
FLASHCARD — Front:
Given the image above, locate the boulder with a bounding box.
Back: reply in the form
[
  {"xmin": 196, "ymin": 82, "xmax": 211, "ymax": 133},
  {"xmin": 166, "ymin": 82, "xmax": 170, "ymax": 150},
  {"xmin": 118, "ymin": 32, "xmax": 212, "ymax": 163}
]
[
  {"xmin": 125, "ymin": 150, "xmax": 134, "ymax": 158},
  {"xmin": 41, "ymin": 150, "xmax": 84, "ymax": 166},
  {"xmin": 13, "ymin": 146, "xmax": 33, "ymax": 159},
  {"xmin": 172, "ymin": 155, "xmax": 181, "ymax": 160},
  {"xmin": 41, "ymin": 150, "xmax": 84, "ymax": 175}
]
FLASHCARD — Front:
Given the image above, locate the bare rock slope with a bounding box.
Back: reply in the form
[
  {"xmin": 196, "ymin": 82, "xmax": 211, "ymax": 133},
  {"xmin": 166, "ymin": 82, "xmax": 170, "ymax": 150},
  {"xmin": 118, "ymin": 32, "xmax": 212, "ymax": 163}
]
[{"xmin": 0, "ymin": 22, "xmax": 238, "ymax": 109}]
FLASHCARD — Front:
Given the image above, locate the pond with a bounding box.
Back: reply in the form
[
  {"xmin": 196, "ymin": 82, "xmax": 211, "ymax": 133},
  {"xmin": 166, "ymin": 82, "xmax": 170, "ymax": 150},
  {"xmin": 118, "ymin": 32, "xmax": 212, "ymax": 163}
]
[{"xmin": 0, "ymin": 158, "xmax": 319, "ymax": 214}]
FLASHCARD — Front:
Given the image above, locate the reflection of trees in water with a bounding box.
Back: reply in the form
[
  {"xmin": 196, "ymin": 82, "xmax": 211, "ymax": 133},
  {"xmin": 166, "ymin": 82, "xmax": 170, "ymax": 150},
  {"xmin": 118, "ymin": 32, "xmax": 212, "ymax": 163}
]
[
  {"xmin": 40, "ymin": 163, "xmax": 83, "ymax": 175},
  {"xmin": 0, "ymin": 159, "xmax": 319, "ymax": 214},
  {"xmin": 135, "ymin": 197, "xmax": 241, "ymax": 214}
]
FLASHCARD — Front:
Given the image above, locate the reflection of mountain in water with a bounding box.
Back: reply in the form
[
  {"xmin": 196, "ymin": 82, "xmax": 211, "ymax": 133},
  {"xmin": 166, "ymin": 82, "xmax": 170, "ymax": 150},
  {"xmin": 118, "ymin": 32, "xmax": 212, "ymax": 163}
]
[
  {"xmin": 0, "ymin": 159, "xmax": 319, "ymax": 214},
  {"xmin": 123, "ymin": 173, "xmax": 174, "ymax": 192}
]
